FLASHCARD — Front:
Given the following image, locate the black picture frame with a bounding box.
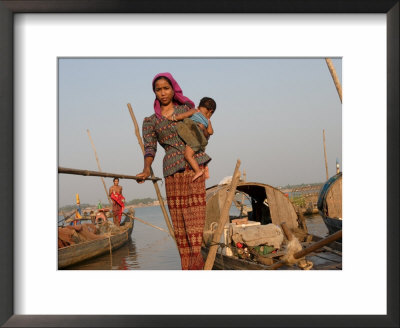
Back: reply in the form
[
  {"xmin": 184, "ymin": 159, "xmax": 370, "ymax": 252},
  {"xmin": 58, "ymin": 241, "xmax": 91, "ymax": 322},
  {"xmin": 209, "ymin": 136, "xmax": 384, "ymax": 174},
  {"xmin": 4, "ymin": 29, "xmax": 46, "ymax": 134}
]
[{"xmin": 0, "ymin": 1, "xmax": 398, "ymax": 327}]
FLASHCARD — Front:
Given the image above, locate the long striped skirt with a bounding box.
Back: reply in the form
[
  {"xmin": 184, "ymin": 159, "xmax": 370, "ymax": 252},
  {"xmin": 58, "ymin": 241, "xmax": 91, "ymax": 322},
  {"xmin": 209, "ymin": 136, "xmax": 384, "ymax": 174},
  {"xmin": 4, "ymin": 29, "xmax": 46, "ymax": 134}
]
[{"xmin": 165, "ymin": 168, "xmax": 206, "ymax": 270}]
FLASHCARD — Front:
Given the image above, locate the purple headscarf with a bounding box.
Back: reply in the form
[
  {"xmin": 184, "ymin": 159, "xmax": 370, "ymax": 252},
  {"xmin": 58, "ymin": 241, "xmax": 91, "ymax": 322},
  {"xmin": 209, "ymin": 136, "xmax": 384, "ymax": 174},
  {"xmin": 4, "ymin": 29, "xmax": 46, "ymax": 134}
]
[{"xmin": 152, "ymin": 72, "xmax": 195, "ymax": 119}]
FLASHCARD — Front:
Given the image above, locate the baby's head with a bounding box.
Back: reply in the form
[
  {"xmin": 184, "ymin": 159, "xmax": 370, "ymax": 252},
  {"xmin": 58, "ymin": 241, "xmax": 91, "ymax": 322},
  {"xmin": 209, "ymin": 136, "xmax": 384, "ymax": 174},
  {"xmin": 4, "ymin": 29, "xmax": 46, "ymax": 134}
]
[{"xmin": 198, "ymin": 97, "xmax": 216, "ymax": 118}]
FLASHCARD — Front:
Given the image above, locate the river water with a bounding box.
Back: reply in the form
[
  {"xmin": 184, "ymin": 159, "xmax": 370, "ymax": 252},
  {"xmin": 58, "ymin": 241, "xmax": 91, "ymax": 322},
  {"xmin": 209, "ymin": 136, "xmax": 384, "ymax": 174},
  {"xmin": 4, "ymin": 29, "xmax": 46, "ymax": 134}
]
[{"xmin": 61, "ymin": 206, "xmax": 328, "ymax": 270}]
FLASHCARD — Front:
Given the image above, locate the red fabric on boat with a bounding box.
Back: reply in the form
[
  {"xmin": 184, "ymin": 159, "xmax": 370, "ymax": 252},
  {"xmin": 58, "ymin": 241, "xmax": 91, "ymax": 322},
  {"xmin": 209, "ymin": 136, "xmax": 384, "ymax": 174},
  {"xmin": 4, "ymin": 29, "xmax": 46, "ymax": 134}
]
[
  {"xmin": 111, "ymin": 193, "xmax": 125, "ymax": 225},
  {"xmin": 165, "ymin": 167, "xmax": 206, "ymax": 270}
]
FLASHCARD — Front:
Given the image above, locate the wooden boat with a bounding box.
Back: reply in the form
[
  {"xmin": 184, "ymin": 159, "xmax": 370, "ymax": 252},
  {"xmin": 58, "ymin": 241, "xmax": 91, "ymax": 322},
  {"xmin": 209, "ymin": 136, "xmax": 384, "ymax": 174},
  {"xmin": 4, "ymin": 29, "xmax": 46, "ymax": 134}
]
[
  {"xmin": 317, "ymin": 172, "xmax": 342, "ymax": 235},
  {"xmin": 58, "ymin": 217, "xmax": 134, "ymax": 269},
  {"xmin": 202, "ymin": 234, "xmax": 342, "ymax": 270},
  {"xmin": 201, "ymin": 181, "xmax": 342, "ymax": 270}
]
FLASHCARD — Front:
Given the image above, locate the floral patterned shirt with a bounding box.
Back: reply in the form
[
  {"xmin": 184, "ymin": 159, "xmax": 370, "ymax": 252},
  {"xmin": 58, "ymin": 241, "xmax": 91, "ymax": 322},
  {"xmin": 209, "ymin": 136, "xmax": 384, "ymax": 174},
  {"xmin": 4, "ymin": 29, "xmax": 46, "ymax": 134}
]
[{"xmin": 143, "ymin": 105, "xmax": 212, "ymax": 177}]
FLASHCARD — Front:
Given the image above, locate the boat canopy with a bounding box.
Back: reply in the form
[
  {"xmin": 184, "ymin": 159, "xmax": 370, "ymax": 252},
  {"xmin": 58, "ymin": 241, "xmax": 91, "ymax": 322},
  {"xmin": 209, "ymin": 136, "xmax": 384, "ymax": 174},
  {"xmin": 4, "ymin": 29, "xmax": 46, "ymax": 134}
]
[{"xmin": 205, "ymin": 181, "xmax": 299, "ymax": 234}]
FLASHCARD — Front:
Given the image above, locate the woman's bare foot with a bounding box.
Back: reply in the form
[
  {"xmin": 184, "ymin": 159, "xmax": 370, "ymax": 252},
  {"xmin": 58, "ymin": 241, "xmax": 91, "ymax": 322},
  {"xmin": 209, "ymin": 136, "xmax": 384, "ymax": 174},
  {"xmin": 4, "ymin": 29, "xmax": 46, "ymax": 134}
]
[{"xmin": 192, "ymin": 170, "xmax": 204, "ymax": 182}]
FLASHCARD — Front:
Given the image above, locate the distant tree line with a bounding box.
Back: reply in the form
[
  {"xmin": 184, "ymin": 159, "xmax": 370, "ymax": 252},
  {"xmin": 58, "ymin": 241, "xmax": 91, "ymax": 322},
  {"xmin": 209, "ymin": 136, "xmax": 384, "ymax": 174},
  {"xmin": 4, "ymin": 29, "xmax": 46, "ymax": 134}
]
[
  {"xmin": 125, "ymin": 198, "xmax": 157, "ymax": 206},
  {"xmin": 59, "ymin": 198, "xmax": 160, "ymax": 212},
  {"xmin": 59, "ymin": 203, "xmax": 93, "ymax": 212},
  {"xmin": 281, "ymin": 182, "xmax": 323, "ymax": 189}
]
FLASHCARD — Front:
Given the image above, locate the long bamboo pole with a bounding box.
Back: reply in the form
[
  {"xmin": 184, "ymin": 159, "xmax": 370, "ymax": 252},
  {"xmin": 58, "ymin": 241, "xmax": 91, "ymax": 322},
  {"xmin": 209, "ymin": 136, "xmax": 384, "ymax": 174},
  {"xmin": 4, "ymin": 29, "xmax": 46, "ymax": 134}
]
[
  {"xmin": 58, "ymin": 167, "xmax": 161, "ymax": 181},
  {"xmin": 325, "ymin": 58, "xmax": 342, "ymax": 103},
  {"xmin": 241, "ymin": 169, "xmax": 246, "ymax": 203},
  {"xmin": 127, "ymin": 103, "xmax": 176, "ymax": 242},
  {"xmin": 87, "ymin": 129, "xmax": 113, "ymax": 207},
  {"xmin": 204, "ymin": 159, "xmax": 241, "ymax": 270},
  {"xmin": 323, "ymin": 129, "xmax": 329, "ymax": 180},
  {"xmin": 123, "ymin": 212, "xmax": 169, "ymax": 234}
]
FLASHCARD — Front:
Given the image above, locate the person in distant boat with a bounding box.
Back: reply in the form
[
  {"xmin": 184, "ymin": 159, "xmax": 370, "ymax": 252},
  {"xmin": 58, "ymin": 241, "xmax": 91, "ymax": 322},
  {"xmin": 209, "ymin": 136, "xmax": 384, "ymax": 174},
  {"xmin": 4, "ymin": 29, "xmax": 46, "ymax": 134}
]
[
  {"xmin": 136, "ymin": 72, "xmax": 212, "ymax": 270},
  {"xmin": 168, "ymin": 97, "xmax": 216, "ymax": 182},
  {"xmin": 109, "ymin": 177, "xmax": 125, "ymax": 226}
]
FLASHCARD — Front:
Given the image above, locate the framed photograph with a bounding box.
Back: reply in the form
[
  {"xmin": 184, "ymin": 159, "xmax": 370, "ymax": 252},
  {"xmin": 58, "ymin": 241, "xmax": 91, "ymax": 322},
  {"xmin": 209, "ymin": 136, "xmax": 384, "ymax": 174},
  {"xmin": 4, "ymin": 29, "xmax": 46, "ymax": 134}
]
[{"xmin": 1, "ymin": 1, "xmax": 398, "ymax": 327}]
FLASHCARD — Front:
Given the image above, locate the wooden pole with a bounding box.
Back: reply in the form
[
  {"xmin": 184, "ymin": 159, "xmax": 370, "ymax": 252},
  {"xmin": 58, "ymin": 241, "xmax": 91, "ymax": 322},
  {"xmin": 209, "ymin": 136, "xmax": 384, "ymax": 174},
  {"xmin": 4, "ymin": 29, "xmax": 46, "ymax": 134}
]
[
  {"xmin": 58, "ymin": 167, "xmax": 161, "ymax": 181},
  {"xmin": 123, "ymin": 212, "xmax": 169, "ymax": 234},
  {"xmin": 127, "ymin": 103, "xmax": 176, "ymax": 242},
  {"xmin": 293, "ymin": 230, "xmax": 342, "ymax": 259},
  {"xmin": 87, "ymin": 129, "xmax": 113, "ymax": 207},
  {"xmin": 204, "ymin": 159, "xmax": 241, "ymax": 270},
  {"xmin": 240, "ymin": 169, "xmax": 246, "ymax": 216},
  {"xmin": 323, "ymin": 129, "xmax": 329, "ymax": 180},
  {"xmin": 267, "ymin": 230, "xmax": 342, "ymax": 270},
  {"xmin": 298, "ymin": 211, "xmax": 308, "ymax": 234},
  {"xmin": 325, "ymin": 58, "xmax": 342, "ymax": 103}
]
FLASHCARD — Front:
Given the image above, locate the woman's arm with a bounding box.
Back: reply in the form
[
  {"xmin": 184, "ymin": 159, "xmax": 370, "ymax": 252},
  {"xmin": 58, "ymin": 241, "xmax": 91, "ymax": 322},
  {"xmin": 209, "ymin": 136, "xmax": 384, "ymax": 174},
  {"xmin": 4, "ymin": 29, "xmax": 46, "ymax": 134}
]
[
  {"xmin": 137, "ymin": 117, "xmax": 157, "ymax": 183},
  {"xmin": 136, "ymin": 156, "xmax": 154, "ymax": 184}
]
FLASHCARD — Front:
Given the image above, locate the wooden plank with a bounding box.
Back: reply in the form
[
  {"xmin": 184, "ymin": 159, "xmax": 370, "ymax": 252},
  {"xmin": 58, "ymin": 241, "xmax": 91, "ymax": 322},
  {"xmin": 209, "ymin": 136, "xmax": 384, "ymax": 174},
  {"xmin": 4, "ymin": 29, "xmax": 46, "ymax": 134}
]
[
  {"xmin": 313, "ymin": 262, "xmax": 342, "ymax": 270},
  {"xmin": 312, "ymin": 253, "xmax": 342, "ymax": 263}
]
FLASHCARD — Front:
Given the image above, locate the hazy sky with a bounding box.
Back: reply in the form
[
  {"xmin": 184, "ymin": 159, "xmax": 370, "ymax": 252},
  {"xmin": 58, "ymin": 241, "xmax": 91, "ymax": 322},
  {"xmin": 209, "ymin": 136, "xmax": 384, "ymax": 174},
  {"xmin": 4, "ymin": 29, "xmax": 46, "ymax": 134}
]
[{"xmin": 58, "ymin": 58, "xmax": 342, "ymax": 207}]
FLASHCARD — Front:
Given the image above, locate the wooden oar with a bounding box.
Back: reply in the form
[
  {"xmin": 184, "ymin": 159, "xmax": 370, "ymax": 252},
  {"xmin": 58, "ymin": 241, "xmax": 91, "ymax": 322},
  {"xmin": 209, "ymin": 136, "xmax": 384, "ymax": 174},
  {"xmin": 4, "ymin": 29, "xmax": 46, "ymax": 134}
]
[
  {"xmin": 267, "ymin": 230, "xmax": 342, "ymax": 270},
  {"xmin": 58, "ymin": 167, "xmax": 161, "ymax": 181},
  {"xmin": 123, "ymin": 212, "xmax": 169, "ymax": 235},
  {"xmin": 87, "ymin": 129, "xmax": 113, "ymax": 207},
  {"xmin": 127, "ymin": 103, "xmax": 176, "ymax": 242},
  {"xmin": 204, "ymin": 160, "xmax": 241, "ymax": 270}
]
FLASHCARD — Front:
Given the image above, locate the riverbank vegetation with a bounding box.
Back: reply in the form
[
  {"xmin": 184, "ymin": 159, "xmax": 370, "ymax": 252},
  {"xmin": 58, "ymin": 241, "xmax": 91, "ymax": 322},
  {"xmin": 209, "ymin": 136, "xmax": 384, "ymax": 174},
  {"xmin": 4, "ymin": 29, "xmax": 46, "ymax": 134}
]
[{"xmin": 59, "ymin": 198, "xmax": 159, "ymax": 212}]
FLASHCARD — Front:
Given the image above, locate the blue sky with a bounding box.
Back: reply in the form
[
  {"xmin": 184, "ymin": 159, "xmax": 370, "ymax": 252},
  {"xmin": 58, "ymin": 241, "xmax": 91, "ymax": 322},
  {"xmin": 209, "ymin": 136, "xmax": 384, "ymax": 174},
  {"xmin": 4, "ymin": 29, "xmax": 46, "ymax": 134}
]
[{"xmin": 58, "ymin": 58, "xmax": 341, "ymax": 207}]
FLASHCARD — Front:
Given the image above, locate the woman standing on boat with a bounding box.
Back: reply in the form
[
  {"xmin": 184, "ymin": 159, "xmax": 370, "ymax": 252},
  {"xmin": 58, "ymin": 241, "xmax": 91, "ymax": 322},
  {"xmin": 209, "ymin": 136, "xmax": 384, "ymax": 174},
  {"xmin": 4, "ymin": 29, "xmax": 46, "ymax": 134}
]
[{"xmin": 136, "ymin": 73, "xmax": 211, "ymax": 270}]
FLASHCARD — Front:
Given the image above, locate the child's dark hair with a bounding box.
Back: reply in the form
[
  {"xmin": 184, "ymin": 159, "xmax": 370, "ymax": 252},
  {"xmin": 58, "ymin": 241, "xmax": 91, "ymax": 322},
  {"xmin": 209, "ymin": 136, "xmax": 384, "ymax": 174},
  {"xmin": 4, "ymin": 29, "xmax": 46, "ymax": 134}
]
[
  {"xmin": 199, "ymin": 97, "xmax": 216, "ymax": 113},
  {"xmin": 113, "ymin": 177, "xmax": 119, "ymax": 182}
]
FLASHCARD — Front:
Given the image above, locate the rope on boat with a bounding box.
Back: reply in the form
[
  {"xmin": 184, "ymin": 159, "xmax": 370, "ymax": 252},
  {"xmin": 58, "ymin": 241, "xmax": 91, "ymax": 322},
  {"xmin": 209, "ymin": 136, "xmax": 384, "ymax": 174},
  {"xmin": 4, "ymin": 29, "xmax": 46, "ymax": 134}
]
[
  {"xmin": 279, "ymin": 238, "xmax": 313, "ymax": 270},
  {"xmin": 108, "ymin": 235, "xmax": 112, "ymax": 255},
  {"xmin": 205, "ymin": 241, "xmax": 235, "ymax": 270},
  {"xmin": 297, "ymin": 259, "xmax": 313, "ymax": 270}
]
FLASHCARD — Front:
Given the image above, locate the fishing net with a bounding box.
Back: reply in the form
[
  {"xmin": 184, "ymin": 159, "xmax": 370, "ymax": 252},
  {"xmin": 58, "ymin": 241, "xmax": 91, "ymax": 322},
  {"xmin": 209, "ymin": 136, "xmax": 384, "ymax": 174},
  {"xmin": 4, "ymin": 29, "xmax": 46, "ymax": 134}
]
[
  {"xmin": 58, "ymin": 222, "xmax": 123, "ymax": 248},
  {"xmin": 281, "ymin": 238, "xmax": 303, "ymax": 265}
]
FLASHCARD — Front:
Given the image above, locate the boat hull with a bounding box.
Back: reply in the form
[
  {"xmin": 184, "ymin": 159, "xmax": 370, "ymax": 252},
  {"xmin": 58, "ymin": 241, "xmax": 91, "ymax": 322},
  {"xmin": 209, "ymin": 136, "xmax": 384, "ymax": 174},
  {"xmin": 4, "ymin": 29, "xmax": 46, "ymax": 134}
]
[
  {"xmin": 58, "ymin": 218, "xmax": 134, "ymax": 269},
  {"xmin": 322, "ymin": 215, "xmax": 342, "ymax": 235},
  {"xmin": 201, "ymin": 235, "xmax": 342, "ymax": 270}
]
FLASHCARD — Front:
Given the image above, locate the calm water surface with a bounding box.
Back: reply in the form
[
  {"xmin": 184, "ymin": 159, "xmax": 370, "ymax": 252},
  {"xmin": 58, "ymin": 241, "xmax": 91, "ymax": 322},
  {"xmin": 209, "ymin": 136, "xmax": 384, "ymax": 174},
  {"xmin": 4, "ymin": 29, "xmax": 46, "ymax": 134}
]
[{"xmin": 62, "ymin": 207, "xmax": 328, "ymax": 270}]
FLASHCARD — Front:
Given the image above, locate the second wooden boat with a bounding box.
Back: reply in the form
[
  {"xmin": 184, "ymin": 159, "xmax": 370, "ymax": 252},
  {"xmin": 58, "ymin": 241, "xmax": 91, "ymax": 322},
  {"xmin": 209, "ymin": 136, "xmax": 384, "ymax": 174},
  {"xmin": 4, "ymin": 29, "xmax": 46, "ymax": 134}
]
[
  {"xmin": 58, "ymin": 217, "xmax": 134, "ymax": 269},
  {"xmin": 317, "ymin": 172, "xmax": 342, "ymax": 235},
  {"xmin": 202, "ymin": 181, "xmax": 342, "ymax": 270}
]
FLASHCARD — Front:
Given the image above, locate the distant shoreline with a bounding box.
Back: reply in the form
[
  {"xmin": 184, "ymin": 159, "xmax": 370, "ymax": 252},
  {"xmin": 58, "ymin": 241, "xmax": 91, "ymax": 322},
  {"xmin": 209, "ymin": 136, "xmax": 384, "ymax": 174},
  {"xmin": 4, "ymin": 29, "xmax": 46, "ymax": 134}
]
[{"xmin": 58, "ymin": 202, "xmax": 162, "ymax": 216}]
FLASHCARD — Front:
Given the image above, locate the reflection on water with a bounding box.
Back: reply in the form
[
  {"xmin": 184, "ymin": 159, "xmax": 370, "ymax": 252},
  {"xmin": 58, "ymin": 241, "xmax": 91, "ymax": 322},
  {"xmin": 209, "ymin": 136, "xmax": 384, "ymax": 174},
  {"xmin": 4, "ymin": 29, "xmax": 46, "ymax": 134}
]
[{"xmin": 63, "ymin": 207, "xmax": 328, "ymax": 270}]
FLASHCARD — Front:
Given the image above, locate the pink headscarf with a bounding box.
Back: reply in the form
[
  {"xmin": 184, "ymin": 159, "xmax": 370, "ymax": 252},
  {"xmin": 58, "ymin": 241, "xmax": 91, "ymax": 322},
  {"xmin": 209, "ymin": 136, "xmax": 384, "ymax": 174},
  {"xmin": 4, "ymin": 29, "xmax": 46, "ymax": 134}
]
[{"xmin": 152, "ymin": 72, "xmax": 195, "ymax": 118}]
